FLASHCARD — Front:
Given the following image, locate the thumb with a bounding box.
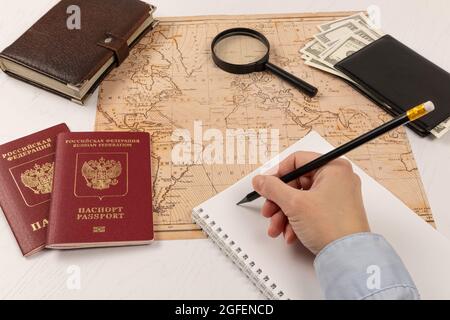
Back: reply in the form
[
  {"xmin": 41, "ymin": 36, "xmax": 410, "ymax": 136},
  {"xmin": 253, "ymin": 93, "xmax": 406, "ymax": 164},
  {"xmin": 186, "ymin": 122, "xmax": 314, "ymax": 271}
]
[{"xmin": 252, "ymin": 175, "xmax": 298, "ymax": 209}]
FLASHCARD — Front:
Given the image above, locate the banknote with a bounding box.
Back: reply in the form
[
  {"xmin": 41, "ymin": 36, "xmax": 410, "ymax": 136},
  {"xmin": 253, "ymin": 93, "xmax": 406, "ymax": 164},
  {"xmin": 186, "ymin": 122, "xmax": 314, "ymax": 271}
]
[
  {"xmin": 430, "ymin": 117, "xmax": 450, "ymax": 138},
  {"xmin": 355, "ymin": 21, "xmax": 384, "ymax": 38},
  {"xmin": 304, "ymin": 58, "xmax": 355, "ymax": 83},
  {"xmin": 300, "ymin": 14, "xmax": 375, "ymax": 76},
  {"xmin": 301, "ymin": 13, "xmax": 377, "ymax": 70},
  {"xmin": 353, "ymin": 27, "xmax": 380, "ymax": 43},
  {"xmin": 318, "ymin": 13, "xmax": 371, "ymax": 32},
  {"xmin": 314, "ymin": 21, "xmax": 359, "ymax": 47},
  {"xmin": 300, "ymin": 39, "xmax": 327, "ymax": 59},
  {"xmin": 320, "ymin": 34, "xmax": 370, "ymax": 67}
]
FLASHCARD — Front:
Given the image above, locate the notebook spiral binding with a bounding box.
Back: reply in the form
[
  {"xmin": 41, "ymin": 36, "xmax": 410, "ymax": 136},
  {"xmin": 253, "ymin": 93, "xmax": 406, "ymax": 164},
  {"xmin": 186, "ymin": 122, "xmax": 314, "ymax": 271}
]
[{"xmin": 192, "ymin": 207, "xmax": 287, "ymax": 300}]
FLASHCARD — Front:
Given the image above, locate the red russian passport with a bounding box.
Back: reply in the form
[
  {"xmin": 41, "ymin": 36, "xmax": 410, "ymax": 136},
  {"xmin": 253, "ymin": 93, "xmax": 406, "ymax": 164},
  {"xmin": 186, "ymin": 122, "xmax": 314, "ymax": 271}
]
[
  {"xmin": 0, "ymin": 123, "xmax": 69, "ymax": 256},
  {"xmin": 46, "ymin": 132, "xmax": 153, "ymax": 249}
]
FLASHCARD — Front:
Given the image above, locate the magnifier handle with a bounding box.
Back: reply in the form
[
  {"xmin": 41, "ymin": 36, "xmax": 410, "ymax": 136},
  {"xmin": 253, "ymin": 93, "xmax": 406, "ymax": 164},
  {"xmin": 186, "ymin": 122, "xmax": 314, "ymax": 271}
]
[{"xmin": 266, "ymin": 62, "xmax": 318, "ymax": 97}]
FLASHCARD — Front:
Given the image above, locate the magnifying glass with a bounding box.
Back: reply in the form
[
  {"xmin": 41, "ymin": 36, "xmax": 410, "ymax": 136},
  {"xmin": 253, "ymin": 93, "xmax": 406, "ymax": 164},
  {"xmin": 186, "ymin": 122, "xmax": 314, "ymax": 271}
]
[{"xmin": 211, "ymin": 28, "xmax": 318, "ymax": 97}]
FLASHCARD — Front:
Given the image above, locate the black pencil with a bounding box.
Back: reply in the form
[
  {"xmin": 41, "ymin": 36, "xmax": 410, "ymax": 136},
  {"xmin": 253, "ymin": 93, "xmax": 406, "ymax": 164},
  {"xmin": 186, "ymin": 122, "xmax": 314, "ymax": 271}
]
[{"xmin": 237, "ymin": 101, "xmax": 435, "ymax": 205}]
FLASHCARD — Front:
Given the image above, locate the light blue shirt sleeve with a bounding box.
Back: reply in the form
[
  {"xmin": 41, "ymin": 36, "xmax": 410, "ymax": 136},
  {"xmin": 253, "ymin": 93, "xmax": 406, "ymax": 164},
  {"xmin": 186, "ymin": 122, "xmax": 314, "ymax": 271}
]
[{"xmin": 314, "ymin": 232, "xmax": 420, "ymax": 300}]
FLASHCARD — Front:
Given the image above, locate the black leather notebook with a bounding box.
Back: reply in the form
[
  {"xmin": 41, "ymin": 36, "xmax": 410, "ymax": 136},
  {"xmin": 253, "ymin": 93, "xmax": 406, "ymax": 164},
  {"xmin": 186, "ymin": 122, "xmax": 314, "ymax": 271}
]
[{"xmin": 335, "ymin": 35, "xmax": 450, "ymax": 136}]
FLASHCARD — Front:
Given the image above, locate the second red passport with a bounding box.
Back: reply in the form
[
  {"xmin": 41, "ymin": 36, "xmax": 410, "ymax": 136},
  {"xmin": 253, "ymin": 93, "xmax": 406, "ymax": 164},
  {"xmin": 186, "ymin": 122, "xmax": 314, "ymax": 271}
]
[{"xmin": 47, "ymin": 132, "xmax": 153, "ymax": 248}]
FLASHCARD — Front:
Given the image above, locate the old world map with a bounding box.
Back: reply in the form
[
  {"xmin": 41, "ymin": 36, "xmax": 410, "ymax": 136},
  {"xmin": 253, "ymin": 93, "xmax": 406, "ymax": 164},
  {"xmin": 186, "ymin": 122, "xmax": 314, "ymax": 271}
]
[{"xmin": 95, "ymin": 13, "xmax": 433, "ymax": 239}]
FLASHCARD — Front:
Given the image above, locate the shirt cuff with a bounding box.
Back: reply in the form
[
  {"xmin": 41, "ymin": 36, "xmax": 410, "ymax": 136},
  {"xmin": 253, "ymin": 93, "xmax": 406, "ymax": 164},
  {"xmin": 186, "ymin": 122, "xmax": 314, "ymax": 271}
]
[{"xmin": 314, "ymin": 232, "xmax": 420, "ymax": 300}]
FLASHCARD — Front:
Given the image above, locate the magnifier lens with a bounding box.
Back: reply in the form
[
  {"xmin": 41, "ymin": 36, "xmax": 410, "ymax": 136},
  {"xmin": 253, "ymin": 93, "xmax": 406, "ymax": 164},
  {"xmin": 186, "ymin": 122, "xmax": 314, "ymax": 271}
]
[{"xmin": 213, "ymin": 34, "xmax": 268, "ymax": 65}]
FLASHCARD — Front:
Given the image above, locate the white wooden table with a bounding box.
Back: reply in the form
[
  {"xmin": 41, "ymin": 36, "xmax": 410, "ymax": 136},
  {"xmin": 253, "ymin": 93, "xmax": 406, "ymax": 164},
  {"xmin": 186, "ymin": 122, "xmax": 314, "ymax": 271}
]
[{"xmin": 1, "ymin": 0, "xmax": 449, "ymax": 299}]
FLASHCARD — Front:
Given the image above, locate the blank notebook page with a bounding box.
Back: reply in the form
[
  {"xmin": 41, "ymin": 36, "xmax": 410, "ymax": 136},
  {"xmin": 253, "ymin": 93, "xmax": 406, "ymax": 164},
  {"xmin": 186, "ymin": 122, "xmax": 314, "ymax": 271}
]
[{"xmin": 193, "ymin": 131, "xmax": 450, "ymax": 299}]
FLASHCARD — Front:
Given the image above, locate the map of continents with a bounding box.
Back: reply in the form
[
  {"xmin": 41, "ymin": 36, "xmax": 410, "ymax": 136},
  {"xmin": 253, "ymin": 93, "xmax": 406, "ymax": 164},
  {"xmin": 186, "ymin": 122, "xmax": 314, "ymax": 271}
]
[{"xmin": 95, "ymin": 13, "xmax": 433, "ymax": 240}]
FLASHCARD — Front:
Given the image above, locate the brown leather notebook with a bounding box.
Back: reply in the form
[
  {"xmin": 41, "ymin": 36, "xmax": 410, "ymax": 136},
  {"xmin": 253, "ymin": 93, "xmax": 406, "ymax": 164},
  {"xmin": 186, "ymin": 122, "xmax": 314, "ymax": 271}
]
[
  {"xmin": 0, "ymin": 0, "xmax": 158, "ymax": 104},
  {"xmin": 46, "ymin": 132, "xmax": 153, "ymax": 249},
  {"xmin": 0, "ymin": 124, "xmax": 70, "ymax": 256}
]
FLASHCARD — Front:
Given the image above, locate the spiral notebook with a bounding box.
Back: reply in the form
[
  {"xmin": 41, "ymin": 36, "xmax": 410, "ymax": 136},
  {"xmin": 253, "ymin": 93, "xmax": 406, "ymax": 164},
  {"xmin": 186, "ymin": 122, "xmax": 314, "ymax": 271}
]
[{"xmin": 192, "ymin": 131, "xmax": 450, "ymax": 299}]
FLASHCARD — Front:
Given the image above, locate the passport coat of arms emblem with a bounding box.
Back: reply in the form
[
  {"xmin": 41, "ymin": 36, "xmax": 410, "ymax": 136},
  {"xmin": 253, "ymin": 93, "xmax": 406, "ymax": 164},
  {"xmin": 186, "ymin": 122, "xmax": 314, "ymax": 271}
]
[
  {"xmin": 20, "ymin": 162, "xmax": 54, "ymax": 195},
  {"xmin": 81, "ymin": 157, "xmax": 122, "ymax": 190}
]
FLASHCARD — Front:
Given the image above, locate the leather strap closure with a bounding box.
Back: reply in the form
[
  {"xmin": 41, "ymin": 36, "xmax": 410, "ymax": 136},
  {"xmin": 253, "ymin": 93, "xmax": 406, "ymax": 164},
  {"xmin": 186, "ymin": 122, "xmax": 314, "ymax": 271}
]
[{"xmin": 97, "ymin": 33, "xmax": 129, "ymax": 66}]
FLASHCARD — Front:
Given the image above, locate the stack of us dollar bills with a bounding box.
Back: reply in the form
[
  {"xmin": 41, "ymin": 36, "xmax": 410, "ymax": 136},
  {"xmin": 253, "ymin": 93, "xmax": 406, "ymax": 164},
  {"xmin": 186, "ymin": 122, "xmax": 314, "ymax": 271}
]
[
  {"xmin": 300, "ymin": 13, "xmax": 382, "ymax": 82},
  {"xmin": 300, "ymin": 13, "xmax": 449, "ymax": 138}
]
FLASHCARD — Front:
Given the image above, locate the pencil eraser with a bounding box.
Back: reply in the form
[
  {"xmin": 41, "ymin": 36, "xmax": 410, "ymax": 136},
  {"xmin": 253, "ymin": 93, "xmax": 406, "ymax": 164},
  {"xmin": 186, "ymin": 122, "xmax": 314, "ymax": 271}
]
[{"xmin": 424, "ymin": 101, "xmax": 435, "ymax": 113}]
